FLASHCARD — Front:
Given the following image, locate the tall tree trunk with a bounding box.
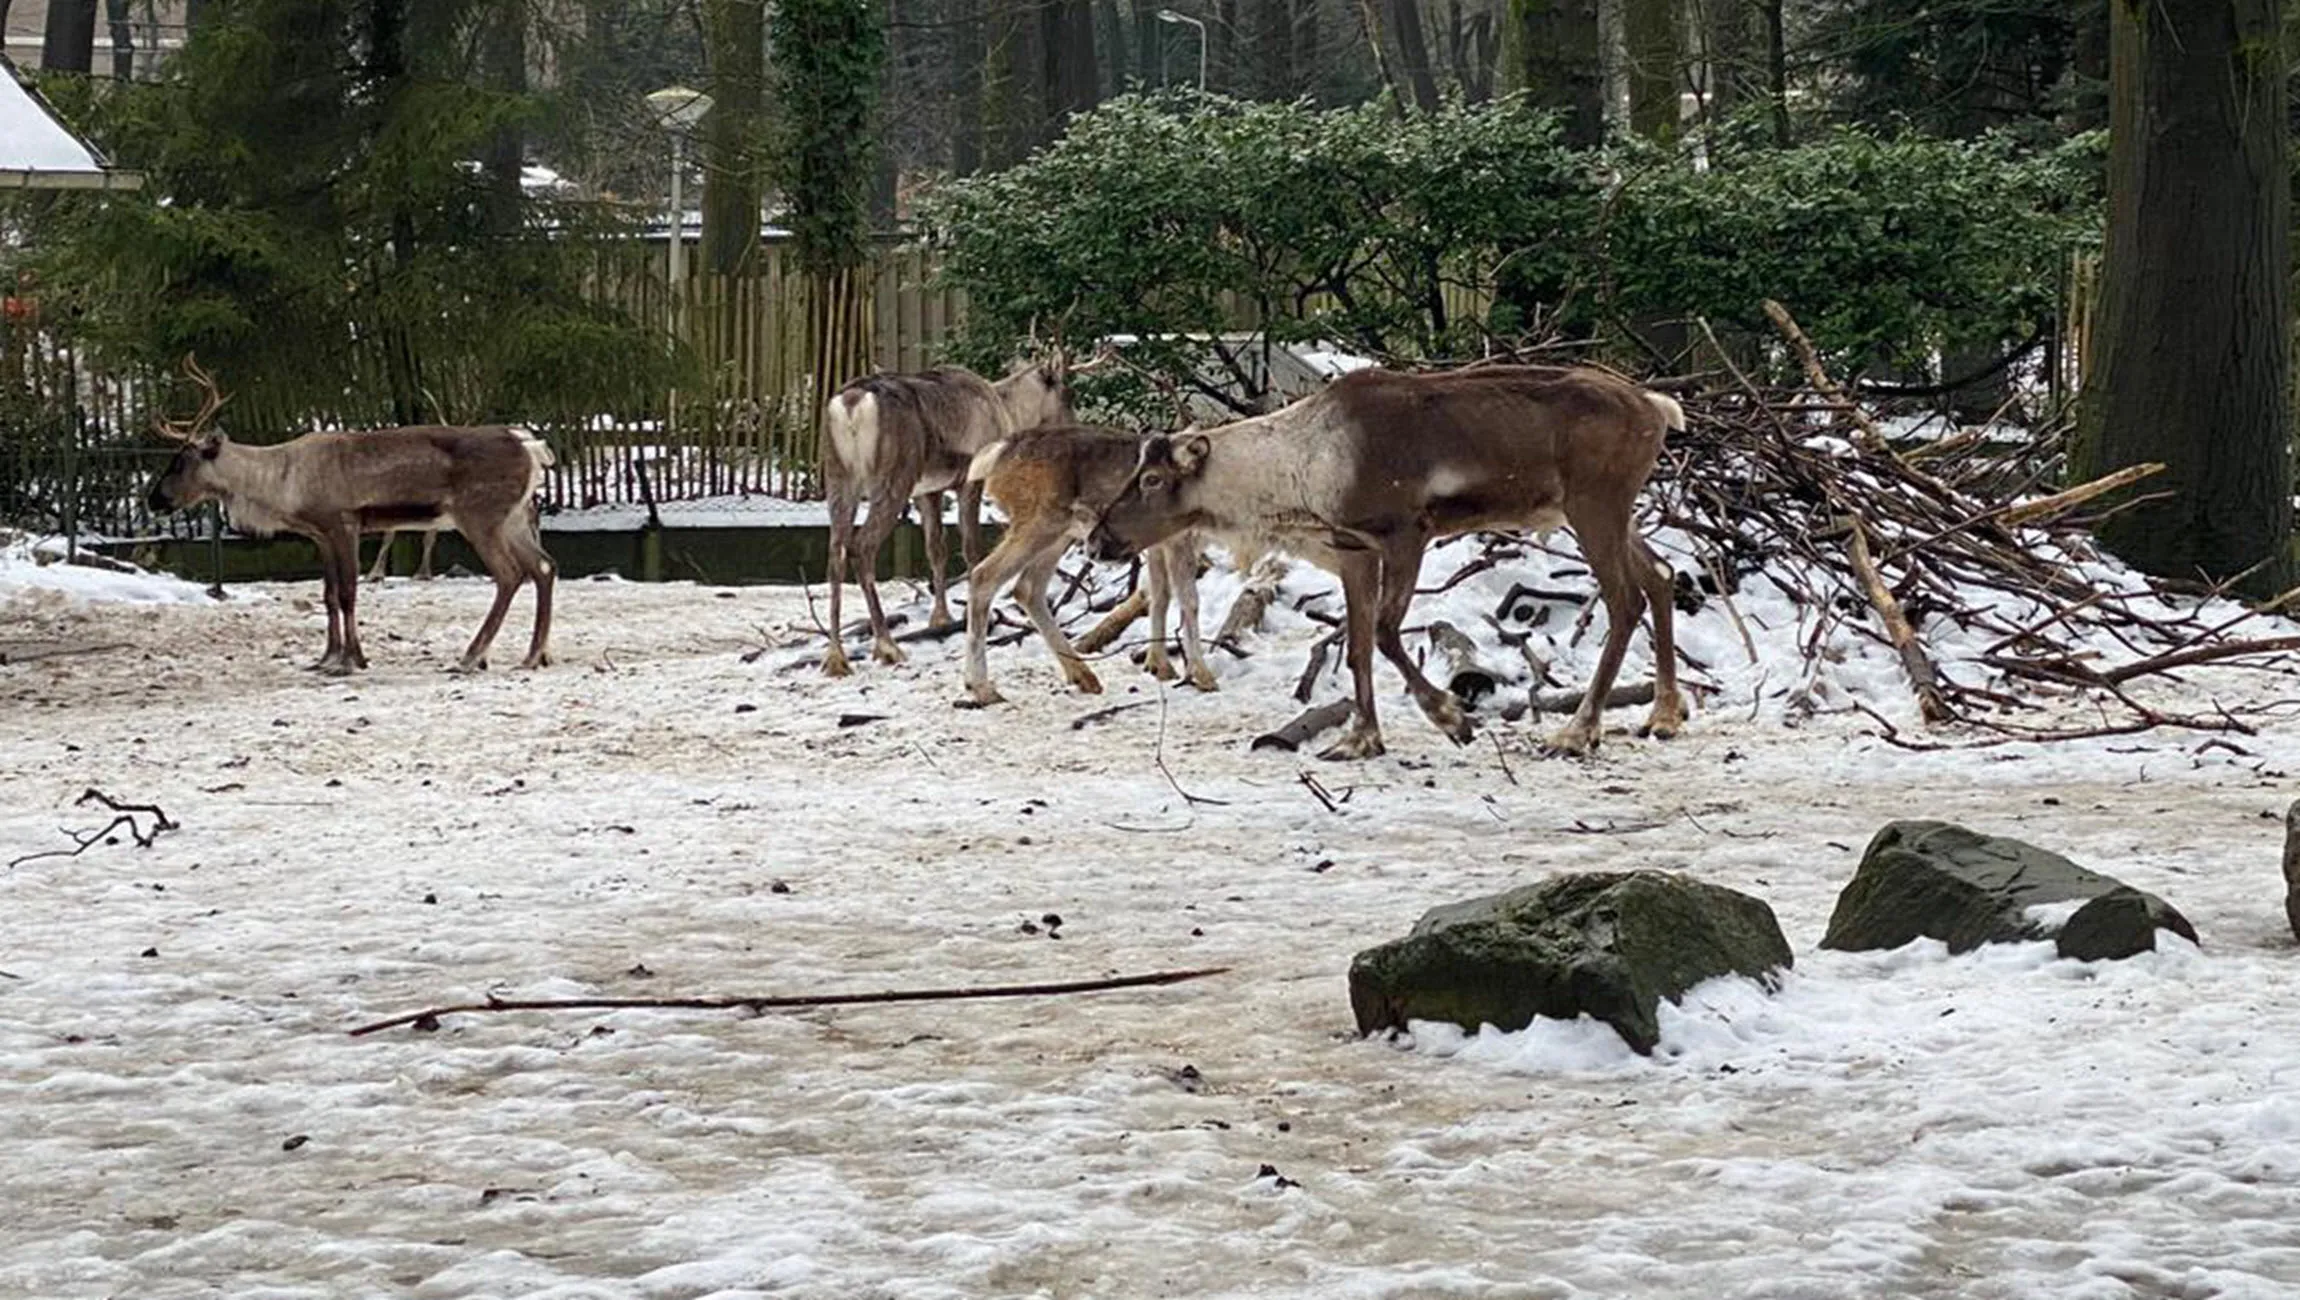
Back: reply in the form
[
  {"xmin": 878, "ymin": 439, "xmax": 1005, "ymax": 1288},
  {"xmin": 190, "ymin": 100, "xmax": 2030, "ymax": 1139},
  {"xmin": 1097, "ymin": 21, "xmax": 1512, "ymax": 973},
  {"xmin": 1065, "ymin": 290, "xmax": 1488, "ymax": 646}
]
[
  {"xmin": 1381, "ymin": 0, "xmax": 1443, "ymax": 111},
  {"xmin": 1761, "ymin": 0, "xmax": 1788, "ymax": 144},
  {"xmin": 104, "ymin": 0, "xmax": 132, "ymax": 78},
  {"xmin": 1096, "ymin": 0, "xmax": 1131, "ymax": 91},
  {"xmin": 366, "ymin": 0, "xmax": 425, "ymax": 424},
  {"xmin": 2073, "ymin": 0, "xmax": 2294, "ymax": 598},
  {"xmin": 951, "ymin": 0, "xmax": 984, "ymax": 173},
  {"xmin": 40, "ymin": 0, "xmax": 98, "ymax": 73},
  {"xmin": 701, "ymin": 0, "xmax": 766, "ymax": 275},
  {"xmin": 1504, "ymin": 0, "xmax": 1601, "ymax": 146},
  {"xmin": 1041, "ymin": 0, "xmax": 1099, "ymax": 123},
  {"xmin": 1622, "ymin": 0, "xmax": 1678, "ymax": 138},
  {"xmin": 986, "ymin": 0, "xmax": 1047, "ymax": 165},
  {"xmin": 481, "ymin": 0, "xmax": 526, "ymax": 238},
  {"xmin": 1691, "ymin": 0, "xmax": 1745, "ymax": 119}
]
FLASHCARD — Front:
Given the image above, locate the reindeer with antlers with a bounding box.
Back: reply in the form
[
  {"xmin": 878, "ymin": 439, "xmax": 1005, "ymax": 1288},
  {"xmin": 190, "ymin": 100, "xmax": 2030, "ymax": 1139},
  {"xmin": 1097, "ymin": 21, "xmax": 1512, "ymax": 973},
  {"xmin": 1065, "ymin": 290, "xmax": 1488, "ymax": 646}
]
[
  {"xmin": 818, "ymin": 347, "xmax": 1114, "ymax": 676},
  {"xmin": 145, "ymin": 357, "xmax": 558, "ymax": 675}
]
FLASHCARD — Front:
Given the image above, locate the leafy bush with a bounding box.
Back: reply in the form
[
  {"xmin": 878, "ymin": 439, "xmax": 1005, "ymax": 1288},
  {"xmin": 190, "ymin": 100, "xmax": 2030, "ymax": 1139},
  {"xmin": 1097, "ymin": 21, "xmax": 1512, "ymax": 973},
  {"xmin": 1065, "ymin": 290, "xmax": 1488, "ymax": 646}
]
[{"xmin": 924, "ymin": 95, "xmax": 2102, "ymax": 403}]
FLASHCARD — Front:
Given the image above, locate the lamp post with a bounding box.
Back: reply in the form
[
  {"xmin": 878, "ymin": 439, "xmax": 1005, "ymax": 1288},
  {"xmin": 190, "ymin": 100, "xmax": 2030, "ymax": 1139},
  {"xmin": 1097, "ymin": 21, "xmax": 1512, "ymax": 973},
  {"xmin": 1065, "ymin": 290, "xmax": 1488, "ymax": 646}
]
[
  {"xmin": 1157, "ymin": 9, "xmax": 1207, "ymax": 92},
  {"xmin": 644, "ymin": 86, "xmax": 714, "ymax": 341}
]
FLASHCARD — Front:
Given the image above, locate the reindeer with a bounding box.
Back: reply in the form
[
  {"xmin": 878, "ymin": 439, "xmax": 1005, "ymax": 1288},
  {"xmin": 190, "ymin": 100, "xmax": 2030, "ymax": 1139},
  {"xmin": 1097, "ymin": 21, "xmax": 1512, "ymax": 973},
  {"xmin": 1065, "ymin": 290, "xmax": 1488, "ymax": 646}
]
[
  {"xmin": 365, "ymin": 526, "xmax": 440, "ymax": 583},
  {"xmin": 1089, "ymin": 364, "xmax": 1687, "ymax": 760},
  {"xmin": 144, "ymin": 357, "xmax": 557, "ymax": 676},
  {"xmin": 818, "ymin": 353, "xmax": 1100, "ymax": 676},
  {"xmin": 957, "ymin": 424, "xmax": 1217, "ymax": 706}
]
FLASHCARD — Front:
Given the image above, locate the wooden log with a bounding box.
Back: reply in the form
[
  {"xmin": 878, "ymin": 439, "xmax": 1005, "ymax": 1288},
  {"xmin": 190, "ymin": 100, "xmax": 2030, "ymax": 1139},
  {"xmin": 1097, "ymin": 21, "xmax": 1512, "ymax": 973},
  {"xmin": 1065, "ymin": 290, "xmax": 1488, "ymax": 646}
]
[
  {"xmin": 1075, "ymin": 588, "xmax": 1148, "ymax": 654},
  {"xmin": 1215, "ymin": 555, "xmax": 1289, "ymax": 648},
  {"xmin": 1250, "ymin": 699, "xmax": 1355, "ymax": 752},
  {"xmin": 1527, "ymin": 680, "xmax": 1654, "ymax": 716},
  {"xmin": 1841, "ymin": 512, "xmax": 1952, "ymax": 724},
  {"xmin": 1424, "ymin": 620, "xmax": 1505, "ymax": 708}
]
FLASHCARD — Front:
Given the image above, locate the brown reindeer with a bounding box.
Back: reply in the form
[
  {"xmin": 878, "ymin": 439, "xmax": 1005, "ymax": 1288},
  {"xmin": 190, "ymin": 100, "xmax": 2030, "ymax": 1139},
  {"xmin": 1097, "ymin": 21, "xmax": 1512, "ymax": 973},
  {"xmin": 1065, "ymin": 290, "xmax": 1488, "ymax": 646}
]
[
  {"xmin": 144, "ymin": 358, "xmax": 557, "ymax": 676},
  {"xmin": 958, "ymin": 424, "xmax": 1217, "ymax": 706},
  {"xmin": 818, "ymin": 354, "xmax": 1099, "ymax": 676},
  {"xmin": 1089, "ymin": 365, "xmax": 1686, "ymax": 760}
]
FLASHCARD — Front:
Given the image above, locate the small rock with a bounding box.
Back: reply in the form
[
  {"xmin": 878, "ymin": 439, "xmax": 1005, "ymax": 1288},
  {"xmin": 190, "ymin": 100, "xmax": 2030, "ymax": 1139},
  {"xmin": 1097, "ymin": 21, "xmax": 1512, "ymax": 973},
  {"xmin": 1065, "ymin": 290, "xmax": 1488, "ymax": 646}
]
[{"xmin": 281, "ymin": 1134, "xmax": 309, "ymax": 1152}]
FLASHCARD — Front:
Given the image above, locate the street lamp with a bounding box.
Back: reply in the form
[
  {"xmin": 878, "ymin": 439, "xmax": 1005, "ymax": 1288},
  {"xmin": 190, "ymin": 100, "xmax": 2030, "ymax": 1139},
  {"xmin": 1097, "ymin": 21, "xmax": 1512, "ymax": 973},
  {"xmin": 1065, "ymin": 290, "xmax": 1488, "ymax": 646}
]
[
  {"xmin": 644, "ymin": 85, "xmax": 713, "ymax": 340},
  {"xmin": 1157, "ymin": 9, "xmax": 1207, "ymax": 92}
]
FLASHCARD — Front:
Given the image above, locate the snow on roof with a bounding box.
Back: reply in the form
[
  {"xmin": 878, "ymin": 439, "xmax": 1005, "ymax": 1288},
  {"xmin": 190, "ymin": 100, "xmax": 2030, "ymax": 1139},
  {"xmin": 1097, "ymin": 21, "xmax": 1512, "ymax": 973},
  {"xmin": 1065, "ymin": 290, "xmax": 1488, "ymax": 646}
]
[{"xmin": 0, "ymin": 56, "xmax": 140, "ymax": 190}]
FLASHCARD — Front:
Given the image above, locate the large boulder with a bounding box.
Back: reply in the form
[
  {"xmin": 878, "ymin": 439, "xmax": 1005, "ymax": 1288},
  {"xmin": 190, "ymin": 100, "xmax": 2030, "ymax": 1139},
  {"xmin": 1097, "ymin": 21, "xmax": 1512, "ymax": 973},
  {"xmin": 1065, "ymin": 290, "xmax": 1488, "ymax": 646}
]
[
  {"xmin": 1347, "ymin": 870, "xmax": 1793, "ymax": 1055},
  {"xmin": 1821, "ymin": 820, "xmax": 2197, "ymax": 960}
]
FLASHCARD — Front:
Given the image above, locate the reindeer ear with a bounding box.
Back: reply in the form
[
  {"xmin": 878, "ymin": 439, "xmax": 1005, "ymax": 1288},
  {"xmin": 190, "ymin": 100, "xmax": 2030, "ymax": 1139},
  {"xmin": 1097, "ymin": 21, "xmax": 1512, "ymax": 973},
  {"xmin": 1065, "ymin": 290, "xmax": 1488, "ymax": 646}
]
[
  {"xmin": 1172, "ymin": 433, "xmax": 1211, "ymax": 476},
  {"xmin": 198, "ymin": 431, "xmax": 223, "ymax": 458}
]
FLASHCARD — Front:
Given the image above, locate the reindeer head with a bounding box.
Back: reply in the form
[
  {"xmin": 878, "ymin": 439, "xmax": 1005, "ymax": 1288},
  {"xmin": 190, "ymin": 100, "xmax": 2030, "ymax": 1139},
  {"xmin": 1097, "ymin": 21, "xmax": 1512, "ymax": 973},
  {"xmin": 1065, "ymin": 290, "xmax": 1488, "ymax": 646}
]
[
  {"xmin": 146, "ymin": 354, "xmax": 232, "ymax": 514},
  {"xmin": 1089, "ymin": 430, "xmax": 1211, "ymax": 561},
  {"xmin": 997, "ymin": 340, "xmax": 1119, "ymax": 431}
]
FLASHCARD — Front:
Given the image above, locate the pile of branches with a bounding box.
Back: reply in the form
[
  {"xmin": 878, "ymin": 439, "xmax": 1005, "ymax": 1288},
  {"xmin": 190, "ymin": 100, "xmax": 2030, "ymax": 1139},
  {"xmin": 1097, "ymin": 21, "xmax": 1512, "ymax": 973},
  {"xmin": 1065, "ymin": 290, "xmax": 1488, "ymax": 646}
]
[{"xmin": 1624, "ymin": 304, "xmax": 2299, "ymax": 747}]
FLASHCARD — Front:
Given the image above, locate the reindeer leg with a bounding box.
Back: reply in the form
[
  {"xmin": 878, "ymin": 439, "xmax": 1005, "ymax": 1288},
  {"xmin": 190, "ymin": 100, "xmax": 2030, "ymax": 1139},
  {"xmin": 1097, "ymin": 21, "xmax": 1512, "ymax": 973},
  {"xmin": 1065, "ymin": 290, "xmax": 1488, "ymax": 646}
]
[
  {"xmin": 1548, "ymin": 507, "xmax": 1649, "ymax": 757},
  {"xmin": 1370, "ymin": 536, "xmax": 1469, "ymax": 745},
  {"xmin": 1015, "ymin": 546, "xmax": 1100, "ymax": 695},
  {"xmin": 854, "ymin": 492, "xmax": 908, "ymax": 666},
  {"xmin": 822, "ymin": 487, "xmax": 860, "ymax": 677},
  {"xmin": 957, "ymin": 476, "xmax": 986, "ymax": 574},
  {"xmin": 324, "ymin": 521, "xmax": 367, "ymax": 674},
  {"xmin": 456, "ymin": 527, "xmax": 525, "ymax": 674},
  {"xmin": 416, "ymin": 529, "xmax": 439, "ymax": 581},
  {"xmin": 314, "ymin": 536, "xmax": 347, "ymax": 672},
  {"xmin": 364, "ymin": 530, "xmax": 392, "ymax": 584},
  {"xmin": 917, "ymin": 489, "xmax": 956, "ymax": 631},
  {"xmin": 1319, "ymin": 550, "xmax": 1387, "ymax": 760},
  {"xmin": 1171, "ymin": 542, "xmax": 1217, "ymax": 692},
  {"xmin": 517, "ymin": 529, "xmax": 555, "ymax": 670},
  {"xmin": 1633, "ymin": 534, "xmax": 1686, "ymax": 739},
  {"xmin": 1142, "ymin": 544, "xmax": 1178, "ymax": 682},
  {"xmin": 956, "ymin": 516, "xmax": 1063, "ymax": 708}
]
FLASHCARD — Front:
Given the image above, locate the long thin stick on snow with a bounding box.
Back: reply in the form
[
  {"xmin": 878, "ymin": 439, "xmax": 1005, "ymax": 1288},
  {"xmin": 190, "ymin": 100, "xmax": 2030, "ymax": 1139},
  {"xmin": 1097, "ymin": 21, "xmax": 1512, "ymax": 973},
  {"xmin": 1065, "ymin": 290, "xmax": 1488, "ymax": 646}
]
[{"xmin": 348, "ymin": 966, "xmax": 1233, "ymax": 1037}]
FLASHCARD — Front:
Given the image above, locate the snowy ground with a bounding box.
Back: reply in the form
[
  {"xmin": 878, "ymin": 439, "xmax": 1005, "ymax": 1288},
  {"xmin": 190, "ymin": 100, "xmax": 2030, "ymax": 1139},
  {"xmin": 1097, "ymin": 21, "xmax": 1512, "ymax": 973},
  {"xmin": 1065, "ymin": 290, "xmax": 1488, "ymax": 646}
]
[{"xmin": 4, "ymin": 542, "xmax": 2300, "ymax": 1300}]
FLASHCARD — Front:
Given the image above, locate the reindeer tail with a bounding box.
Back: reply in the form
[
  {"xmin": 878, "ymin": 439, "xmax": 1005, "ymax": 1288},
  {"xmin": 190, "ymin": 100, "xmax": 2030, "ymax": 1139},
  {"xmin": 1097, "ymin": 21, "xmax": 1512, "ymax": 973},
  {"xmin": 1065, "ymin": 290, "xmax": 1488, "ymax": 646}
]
[
  {"xmin": 824, "ymin": 388, "xmax": 879, "ymax": 480},
  {"xmin": 1646, "ymin": 392, "xmax": 1687, "ymax": 436},
  {"xmin": 965, "ymin": 439, "xmax": 1009, "ymax": 485},
  {"xmin": 513, "ymin": 428, "xmax": 556, "ymax": 497}
]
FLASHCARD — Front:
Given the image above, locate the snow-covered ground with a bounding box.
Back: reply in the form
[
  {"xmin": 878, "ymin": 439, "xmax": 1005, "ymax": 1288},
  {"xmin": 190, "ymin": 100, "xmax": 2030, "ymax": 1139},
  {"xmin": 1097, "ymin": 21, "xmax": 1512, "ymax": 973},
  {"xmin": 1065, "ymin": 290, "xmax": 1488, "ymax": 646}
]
[{"xmin": 4, "ymin": 539, "xmax": 2300, "ymax": 1300}]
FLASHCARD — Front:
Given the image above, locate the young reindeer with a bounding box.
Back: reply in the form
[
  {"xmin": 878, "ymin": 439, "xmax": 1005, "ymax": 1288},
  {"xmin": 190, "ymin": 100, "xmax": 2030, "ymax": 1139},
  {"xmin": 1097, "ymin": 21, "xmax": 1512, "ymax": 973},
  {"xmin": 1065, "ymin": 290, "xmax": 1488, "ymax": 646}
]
[
  {"xmin": 957, "ymin": 424, "xmax": 1217, "ymax": 706},
  {"xmin": 144, "ymin": 357, "xmax": 557, "ymax": 676},
  {"xmin": 1089, "ymin": 364, "xmax": 1687, "ymax": 760},
  {"xmin": 818, "ymin": 351, "xmax": 1106, "ymax": 676}
]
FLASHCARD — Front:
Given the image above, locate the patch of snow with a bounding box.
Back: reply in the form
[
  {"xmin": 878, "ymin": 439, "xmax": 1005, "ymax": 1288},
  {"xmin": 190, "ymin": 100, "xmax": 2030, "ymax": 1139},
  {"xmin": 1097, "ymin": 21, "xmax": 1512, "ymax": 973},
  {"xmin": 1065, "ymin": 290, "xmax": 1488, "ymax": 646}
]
[{"xmin": 0, "ymin": 535, "xmax": 221, "ymax": 607}]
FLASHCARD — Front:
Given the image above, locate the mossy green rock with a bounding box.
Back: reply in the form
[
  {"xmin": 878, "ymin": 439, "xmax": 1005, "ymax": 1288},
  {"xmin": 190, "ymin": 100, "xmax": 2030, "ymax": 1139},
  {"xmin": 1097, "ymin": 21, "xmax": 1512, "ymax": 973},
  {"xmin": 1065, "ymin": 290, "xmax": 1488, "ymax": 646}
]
[
  {"xmin": 1347, "ymin": 871, "xmax": 1793, "ymax": 1055},
  {"xmin": 1821, "ymin": 820, "xmax": 2198, "ymax": 959}
]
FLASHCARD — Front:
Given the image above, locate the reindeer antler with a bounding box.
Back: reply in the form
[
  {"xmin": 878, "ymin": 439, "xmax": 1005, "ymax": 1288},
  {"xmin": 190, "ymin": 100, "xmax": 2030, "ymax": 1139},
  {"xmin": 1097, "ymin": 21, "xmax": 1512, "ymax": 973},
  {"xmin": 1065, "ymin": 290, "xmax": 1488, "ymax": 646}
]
[
  {"xmin": 153, "ymin": 353, "xmax": 228, "ymax": 443},
  {"xmin": 1100, "ymin": 344, "xmax": 1197, "ymax": 429}
]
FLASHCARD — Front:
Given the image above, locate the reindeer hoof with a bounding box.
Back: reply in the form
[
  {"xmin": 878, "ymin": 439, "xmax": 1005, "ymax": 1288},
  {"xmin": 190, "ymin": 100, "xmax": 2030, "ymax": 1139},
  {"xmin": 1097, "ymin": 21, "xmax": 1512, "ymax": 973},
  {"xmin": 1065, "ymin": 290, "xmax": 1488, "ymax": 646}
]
[
  {"xmin": 821, "ymin": 650, "xmax": 854, "ymax": 678},
  {"xmin": 1540, "ymin": 726, "xmax": 1599, "ymax": 758},
  {"xmin": 1638, "ymin": 696, "xmax": 1688, "ymax": 740},
  {"xmin": 318, "ymin": 659, "xmax": 357, "ymax": 678},
  {"xmin": 451, "ymin": 658, "xmax": 487, "ymax": 675},
  {"xmin": 1186, "ymin": 666, "xmax": 1219, "ymax": 693},
  {"xmin": 1318, "ymin": 728, "xmax": 1387, "ymax": 761},
  {"xmin": 1065, "ymin": 664, "xmax": 1104, "ymax": 694},
  {"xmin": 1421, "ymin": 694, "xmax": 1473, "ymax": 745},
  {"xmin": 872, "ymin": 641, "xmax": 908, "ymax": 667},
  {"xmin": 1144, "ymin": 655, "xmax": 1178, "ymax": 682},
  {"xmin": 955, "ymin": 683, "xmax": 1007, "ymax": 709},
  {"xmin": 520, "ymin": 654, "xmax": 551, "ymax": 671}
]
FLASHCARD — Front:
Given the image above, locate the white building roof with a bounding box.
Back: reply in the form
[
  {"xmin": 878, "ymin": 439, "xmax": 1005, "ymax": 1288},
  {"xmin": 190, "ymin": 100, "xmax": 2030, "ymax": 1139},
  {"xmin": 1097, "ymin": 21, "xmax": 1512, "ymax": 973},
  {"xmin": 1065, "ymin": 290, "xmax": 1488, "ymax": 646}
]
[{"xmin": 1, "ymin": 56, "xmax": 140, "ymax": 189}]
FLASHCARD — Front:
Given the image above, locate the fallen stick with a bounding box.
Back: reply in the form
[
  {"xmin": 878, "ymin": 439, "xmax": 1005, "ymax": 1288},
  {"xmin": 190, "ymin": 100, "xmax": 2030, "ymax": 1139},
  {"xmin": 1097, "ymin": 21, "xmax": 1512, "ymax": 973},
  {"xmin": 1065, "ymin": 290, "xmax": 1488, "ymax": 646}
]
[
  {"xmin": 1074, "ymin": 588, "xmax": 1148, "ymax": 654},
  {"xmin": 1071, "ymin": 699, "xmax": 1153, "ymax": 730},
  {"xmin": 348, "ymin": 966, "xmax": 1232, "ymax": 1037},
  {"xmin": 1998, "ymin": 462, "xmax": 2166, "ymax": 527},
  {"xmin": 1527, "ymin": 681, "xmax": 1654, "ymax": 715},
  {"xmin": 0, "ymin": 641, "xmax": 131, "ymax": 666},
  {"xmin": 1842, "ymin": 513, "xmax": 1953, "ymax": 724},
  {"xmin": 2100, "ymin": 634, "xmax": 2300, "ymax": 686},
  {"xmin": 1762, "ymin": 299, "xmax": 1889, "ymax": 453},
  {"xmin": 1250, "ymin": 699, "xmax": 1355, "ymax": 752},
  {"xmin": 1294, "ymin": 628, "xmax": 1343, "ymax": 703}
]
